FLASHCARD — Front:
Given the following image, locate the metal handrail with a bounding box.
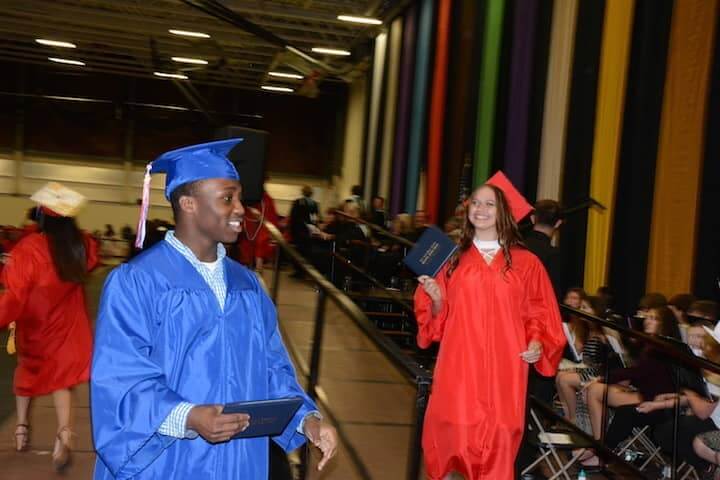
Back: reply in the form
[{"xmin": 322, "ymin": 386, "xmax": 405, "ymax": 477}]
[
  {"xmin": 262, "ymin": 220, "xmax": 431, "ymax": 480},
  {"xmin": 333, "ymin": 209, "xmax": 415, "ymax": 248},
  {"xmin": 561, "ymin": 305, "xmax": 720, "ymax": 376},
  {"xmin": 264, "ymin": 222, "xmax": 430, "ymax": 383}
]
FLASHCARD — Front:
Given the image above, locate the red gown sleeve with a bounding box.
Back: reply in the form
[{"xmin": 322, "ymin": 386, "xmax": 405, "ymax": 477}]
[
  {"xmin": 84, "ymin": 234, "xmax": 99, "ymax": 272},
  {"xmin": 414, "ymin": 265, "xmax": 450, "ymax": 349},
  {"xmin": 524, "ymin": 256, "xmax": 566, "ymax": 376},
  {"xmin": 0, "ymin": 240, "xmax": 36, "ymax": 328}
]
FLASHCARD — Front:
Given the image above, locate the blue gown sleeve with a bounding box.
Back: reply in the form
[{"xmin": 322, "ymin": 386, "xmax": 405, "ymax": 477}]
[
  {"xmin": 91, "ymin": 265, "xmax": 186, "ymax": 479},
  {"xmin": 258, "ymin": 283, "xmax": 318, "ymax": 452}
]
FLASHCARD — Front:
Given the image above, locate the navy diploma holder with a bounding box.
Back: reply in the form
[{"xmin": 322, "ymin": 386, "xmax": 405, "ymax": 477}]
[
  {"xmin": 222, "ymin": 397, "xmax": 303, "ymax": 439},
  {"xmin": 403, "ymin": 226, "xmax": 458, "ymax": 277}
]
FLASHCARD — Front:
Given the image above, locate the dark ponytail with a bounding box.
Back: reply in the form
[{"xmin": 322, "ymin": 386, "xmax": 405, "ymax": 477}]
[{"xmin": 38, "ymin": 212, "xmax": 87, "ymax": 283}]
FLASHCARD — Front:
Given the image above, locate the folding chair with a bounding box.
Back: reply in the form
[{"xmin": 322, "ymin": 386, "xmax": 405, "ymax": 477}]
[
  {"xmin": 522, "ymin": 408, "xmax": 596, "ymax": 480},
  {"xmin": 677, "ymin": 461, "xmax": 701, "ymax": 480},
  {"xmin": 616, "ymin": 425, "xmax": 667, "ymax": 471}
]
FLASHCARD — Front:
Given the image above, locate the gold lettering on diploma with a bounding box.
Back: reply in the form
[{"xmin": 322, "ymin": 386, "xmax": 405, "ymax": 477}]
[{"xmin": 419, "ymin": 241, "xmax": 439, "ymax": 265}]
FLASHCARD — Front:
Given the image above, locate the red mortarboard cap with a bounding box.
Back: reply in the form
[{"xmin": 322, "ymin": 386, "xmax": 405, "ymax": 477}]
[{"xmin": 485, "ymin": 171, "xmax": 533, "ymax": 222}]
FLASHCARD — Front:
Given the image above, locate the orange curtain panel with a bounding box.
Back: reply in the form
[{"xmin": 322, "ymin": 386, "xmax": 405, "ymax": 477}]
[{"xmin": 646, "ymin": 0, "xmax": 719, "ymax": 295}]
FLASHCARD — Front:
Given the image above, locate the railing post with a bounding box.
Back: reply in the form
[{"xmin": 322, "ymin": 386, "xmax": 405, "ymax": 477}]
[
  {"xmin": 671, "ymin": 368, "xmax": 681, "ymax": 479},
  {"xmin": 408, "ymin": 377, "xmax": 430, "ymax": 480},
  {"xmin": 308, "ymin": 288, "xmax": 327, "ymax": 399},
  {"xmin": 330, "ymin": 241, "xmax": 337, "ymax": 285},
  {"xmin": 271, "ymin": 244, "xmax": 281, "ymax": 303}
]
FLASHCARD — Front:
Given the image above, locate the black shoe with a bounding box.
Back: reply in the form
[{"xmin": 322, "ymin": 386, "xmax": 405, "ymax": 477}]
[{"xmin": 520, "ymin": 473, "xmax": 547, "ymax": 480}]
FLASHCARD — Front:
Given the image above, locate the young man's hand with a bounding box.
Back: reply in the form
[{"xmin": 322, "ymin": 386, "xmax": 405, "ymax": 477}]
[
  {"xmin": 303, "ymin": 417, "xmax": 338, "ymax": 471},
  {"xmin": 186, "ymin": 405, "xmax": 250, "ymax": 443}
]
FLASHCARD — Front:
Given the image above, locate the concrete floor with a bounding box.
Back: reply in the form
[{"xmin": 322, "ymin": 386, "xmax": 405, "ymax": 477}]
[{"xmin": 0, "ymin": 265, "xmax": 644, "ymax": 479}]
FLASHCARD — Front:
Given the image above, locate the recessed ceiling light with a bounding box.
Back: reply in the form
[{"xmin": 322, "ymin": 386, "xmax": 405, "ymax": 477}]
[
  {"xmin": 311, "ymin": 47, "xmax": 351, "ymax": 56},
  {"xmin": 337, "ymin": 15, "xmax": 382, "ymax": 25},
  {"xmin": 36, "ymin": 39, "xmax": 77, "ymax": 48},
  {"xmin": 169, "ymin": 29, "xmax": 211, "ymax": 39},
  {"xmin": 171, "ymin": 56, "xmax": 209, "ymax": 65},
  {"xmin": 154, "ymin": 72, "xmax": 189, "ymax": 80},
  {"xmin": 261, "ymin": 86, "xmax": 294, "ymax": 93},
  {"xmin": 268, "ymin": 71, "xmax": 303, "ymax": 80},
  {"xmin": 48, "ymin": 57, "xmax": 85, "ymax": 66}
]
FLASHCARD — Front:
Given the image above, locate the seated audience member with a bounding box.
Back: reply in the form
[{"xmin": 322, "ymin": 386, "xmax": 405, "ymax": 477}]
[
  {"xmin": 370, "ymin": 196, "xmax": 387, "ymax": 229},
  {"xmin": 653, "ymin": 335, "xmax": 720, "ymax": 476},
  {"xmin": 687, "ymin": 320, "xmax": 715, "ymax": 358},
  {"xmin": 637, "ymin": 292, "xmax": 668, "ymax": 315},
  {"xmin": 596, "ymin": 286, "xmax": 615, "ymax": 315},
  {"xmin": 556, "ymin": 296, "xmax": 609, "ymax": 424},
  {"xmin": 578, "ymin": 305, "xmax": 680, "ymax": 468},
  {"xmin": 564, "ymin": 287, "xmax": 585, "ymax": 311},
  {"xmin": 391, "ymin": 214, "xmax": 415, "ymax": 245},
  {"xmin": 688, "ymin": 300, "xmax": 719, "ymax": 324},
  {"xmin": 669, "ymin": 293, "xmax": 698, "ymax": 341},
  {"xmin": 411, "ymin": 210, "xmax": 429, "ymax": 241},
  {"xmin": 444, "ymin": 216, "xmax": 463, "ymax": 243},
  {"xmin": 345, "ymin": 185, "xmax": 367, "ymax": 220}
]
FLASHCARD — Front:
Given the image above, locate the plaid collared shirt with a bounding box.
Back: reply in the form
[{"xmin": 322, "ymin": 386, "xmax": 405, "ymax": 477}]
[{"xmin": 164, "ymin": 230, "xmax": 227, "ymax": 310}]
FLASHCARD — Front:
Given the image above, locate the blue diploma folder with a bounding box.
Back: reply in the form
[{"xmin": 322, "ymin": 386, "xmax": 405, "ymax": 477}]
[
  {"xmin": 222, "ymin": 397, "xmax": 303, "ymax": 439},
  {"xmin": 402, "ymin": 226, "xmax": 458, "ymax": 277}
]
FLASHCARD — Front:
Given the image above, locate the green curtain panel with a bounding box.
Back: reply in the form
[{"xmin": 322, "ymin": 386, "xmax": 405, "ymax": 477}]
[{"xmin": 472, "ymin": 0, "xmax": 506, "ymax": 186}]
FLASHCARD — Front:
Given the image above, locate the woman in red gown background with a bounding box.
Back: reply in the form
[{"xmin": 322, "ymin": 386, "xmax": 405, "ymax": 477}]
[
  {"xmin": 234, "ymin": 190, "xmax": 280, "ymax": 273},
  {"xmin": 0, "ymin": 203, "xmax": 97, "ymax": 470},
  {"xmin": 414, "ymin": 183, "xmax": 565, "ymax": 479}
]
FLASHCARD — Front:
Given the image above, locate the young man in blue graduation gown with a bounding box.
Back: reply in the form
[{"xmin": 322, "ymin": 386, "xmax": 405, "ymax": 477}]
[{"xmin": 91, "ymin": 139, "xmax": 337, "ymax": 479}]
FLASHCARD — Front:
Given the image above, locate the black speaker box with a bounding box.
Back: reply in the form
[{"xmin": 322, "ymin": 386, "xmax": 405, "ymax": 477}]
[{"xmin": 214, "ymin": 126, "xmax": 268, "ymax": 204}]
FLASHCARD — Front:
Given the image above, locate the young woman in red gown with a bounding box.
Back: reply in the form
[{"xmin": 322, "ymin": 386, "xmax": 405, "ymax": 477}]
[
  {"xmin": 0, "ymin": 204, "xmax": 97, "ymax": 470},
  {"xmin": 234, "ymin": 190, "xmax": 280, "ymax": 273},
  {"xmin": 414, "ymin": 183, "xmax": 565, "ymax": 479}
]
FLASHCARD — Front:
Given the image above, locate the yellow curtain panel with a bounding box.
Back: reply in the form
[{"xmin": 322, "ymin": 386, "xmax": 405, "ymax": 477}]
[
  {"xmin": 583, "ymin": 0, "xmax": 635, "ymax": 293},
  {"xmin": 647, "ymin": 0, "xmax": 719, "ymax": 295},
  {"xmin": 536, "ymin": 0, "xmax": 578, "ymax": 200}
]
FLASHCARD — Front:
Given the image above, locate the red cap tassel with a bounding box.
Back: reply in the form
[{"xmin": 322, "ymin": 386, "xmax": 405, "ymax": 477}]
[{"xmin": 135, "ymin": 163, "xmax": 153, "ymax": 249}]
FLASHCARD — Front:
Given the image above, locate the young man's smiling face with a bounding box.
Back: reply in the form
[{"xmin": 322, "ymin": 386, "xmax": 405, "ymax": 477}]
[{"xmin": 187, "ymin": 178, "xmax": 245, "ymax": 244}]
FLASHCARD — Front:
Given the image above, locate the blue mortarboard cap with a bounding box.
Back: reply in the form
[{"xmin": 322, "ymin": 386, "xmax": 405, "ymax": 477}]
[
  {"xmin": 135, "ymin": 138, "xmax": 242, "ymax": 248},
  {"xmin": 151, "ymin": 138, "xmax": 242, "ymax": 199}
]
